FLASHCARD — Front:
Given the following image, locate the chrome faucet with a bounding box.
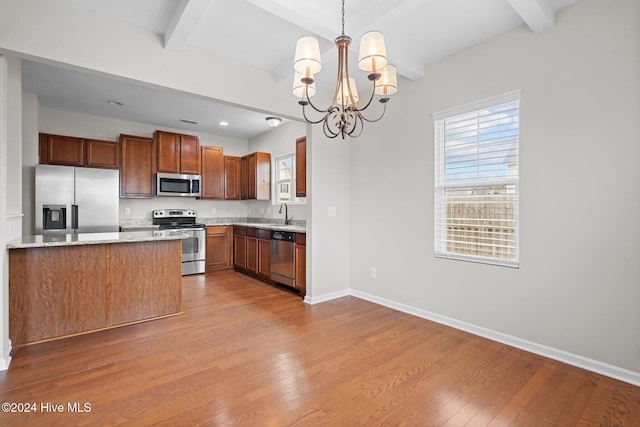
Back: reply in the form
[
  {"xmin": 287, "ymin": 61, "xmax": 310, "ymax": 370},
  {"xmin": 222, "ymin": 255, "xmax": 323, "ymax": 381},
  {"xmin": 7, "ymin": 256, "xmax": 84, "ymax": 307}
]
[{"xmin": 279, "ymin": 203, "xmax": 292, "ymax": 225}]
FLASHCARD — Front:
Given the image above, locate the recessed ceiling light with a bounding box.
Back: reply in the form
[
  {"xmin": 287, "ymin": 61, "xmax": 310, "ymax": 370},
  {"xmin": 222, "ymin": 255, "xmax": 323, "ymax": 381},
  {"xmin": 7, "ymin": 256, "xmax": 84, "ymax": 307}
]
[
  {"xmin": 107, "ymin": 100, "xmax": 123, "ymax": 106},
  {"xmin": 218, "ymin": 121, "xmax": 230, "ymax": 127},
  {"xmin": 179, "ymin": 118, "xmax": 198, "ymax": 125}
]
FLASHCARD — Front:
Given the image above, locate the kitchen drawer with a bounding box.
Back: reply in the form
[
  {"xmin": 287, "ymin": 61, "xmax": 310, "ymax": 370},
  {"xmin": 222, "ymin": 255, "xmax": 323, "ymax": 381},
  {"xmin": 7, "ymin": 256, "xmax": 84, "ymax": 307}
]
[
  {"xmin": 207, "ymin": 225, "xmax": 230, "ymax": 236},
  {"xmin": 234, "ymin": 226, "xmax": 247, "ymax": 236},
  {"xmin": 258, "ymin": 229, "xmax": 271, "ymax": 240},
  {"xmin": 246, "ymin": 227, "xmax": 259, "ymax": 237}
]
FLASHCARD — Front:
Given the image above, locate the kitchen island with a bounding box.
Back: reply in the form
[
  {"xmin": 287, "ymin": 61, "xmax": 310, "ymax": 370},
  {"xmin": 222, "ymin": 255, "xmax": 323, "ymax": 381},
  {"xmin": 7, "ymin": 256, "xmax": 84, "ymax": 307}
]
[{"xmin": 7, "ymin": 231, "xmax": 184, "ymax": 346}]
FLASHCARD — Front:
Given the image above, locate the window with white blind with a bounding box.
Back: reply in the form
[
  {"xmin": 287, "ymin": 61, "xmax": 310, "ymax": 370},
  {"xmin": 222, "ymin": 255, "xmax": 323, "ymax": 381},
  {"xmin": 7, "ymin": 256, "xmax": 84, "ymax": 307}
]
[{"xmin": 433, "ymin": 90, "xmax": 520, "ymax": 267}]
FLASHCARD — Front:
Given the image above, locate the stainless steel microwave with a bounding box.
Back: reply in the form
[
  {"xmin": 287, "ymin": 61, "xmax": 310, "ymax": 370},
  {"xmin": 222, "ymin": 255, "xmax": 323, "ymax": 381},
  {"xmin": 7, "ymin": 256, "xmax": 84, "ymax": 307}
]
[{"xmin": 156, "ymin": 173, "xmax": 201, "ymax": 197}]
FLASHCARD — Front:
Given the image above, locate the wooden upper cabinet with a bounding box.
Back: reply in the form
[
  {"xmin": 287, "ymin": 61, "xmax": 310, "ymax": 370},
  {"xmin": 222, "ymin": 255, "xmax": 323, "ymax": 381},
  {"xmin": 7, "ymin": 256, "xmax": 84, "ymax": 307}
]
[
  {"xmin": 240, "ymin": 155, "xmax": 250, "ymax": 200},
  {"xmin": 296, "ymin": 136, "xmax": 306, "ymax": 197},
  {"xmin": 39, "ymin": 133, "xmax": 119, "ymax": 169},
  {"xmin": 40, "ymin": 134, "xmax": 84, "ymax": 166},
  {"xmin": 85, "ymin": 139, "xmax": 120, "ymax": 169},
  {"xmin": 241, "ymin": 152, "xmax": 271, "ymax": 200},
  {"xmin": 120, "ymin": 134, "xmax": 155, "ymax": 198},
  {"xmin": 201, "ymin": 146, "xmax": 224, "ymax": 199},
  {"xmin": 155, "ymin": 131, "xmax": 180, "ymax": 173},
  {"xmin": 180, "ymin": 134, "xmax": 200, "ymax": 175},
  {"xmin": 224, "ymin": 156, "xmax": 241, "ymax": 200},
  {"xmin": 155, "ymin": 130, "xmax": 200, "ymax": 175}
]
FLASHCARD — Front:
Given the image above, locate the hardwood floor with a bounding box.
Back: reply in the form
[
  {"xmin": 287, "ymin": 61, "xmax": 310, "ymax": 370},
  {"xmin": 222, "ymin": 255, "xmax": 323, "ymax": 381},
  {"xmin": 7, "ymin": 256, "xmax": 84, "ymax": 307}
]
[{"xmin": 0, "ymin": 270, "xmax": 638, "ymax": 426}]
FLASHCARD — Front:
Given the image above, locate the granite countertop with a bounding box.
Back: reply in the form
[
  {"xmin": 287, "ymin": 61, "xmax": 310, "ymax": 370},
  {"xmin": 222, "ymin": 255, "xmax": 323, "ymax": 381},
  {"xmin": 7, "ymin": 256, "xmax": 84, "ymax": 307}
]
[
  {"xmin": 120, "ymin": 217, "xmax": 307, "ymax": 234},
  {"xmin": 238, "ymin": 223, "xmax": 306, "ymax": 233},
  {"xmin": 199, "ymin": 217, "xmax": 306, "ymax": 233},
  {"xmin": 6, "ymin": 230, "xmax": 186, "ymax": 249}
]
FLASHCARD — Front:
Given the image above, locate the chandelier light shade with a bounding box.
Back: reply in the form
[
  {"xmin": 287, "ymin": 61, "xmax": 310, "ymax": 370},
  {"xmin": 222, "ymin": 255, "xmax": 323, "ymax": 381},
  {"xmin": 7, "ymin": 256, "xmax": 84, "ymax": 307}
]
[
  {"xmin": 358, "ymin": 31, "xmax": 388, "ymax": 73},
  {"xmin": 375, "ymin": 64, "xmax": 398, "ymax": 97},
  {"xmin": 292, "ymin": 72, "xmax": 316, "ymax": 98},
  {"xmin": 292, "ymin": 0, "xmax": 398, "ymax": 139},
  {"xmin": 336, "ymin": 77, "xmax": 359, "ymax": 106},
  {"xmin": 294, "ymin": 36, "xmax": 322, "ymax": 76}
]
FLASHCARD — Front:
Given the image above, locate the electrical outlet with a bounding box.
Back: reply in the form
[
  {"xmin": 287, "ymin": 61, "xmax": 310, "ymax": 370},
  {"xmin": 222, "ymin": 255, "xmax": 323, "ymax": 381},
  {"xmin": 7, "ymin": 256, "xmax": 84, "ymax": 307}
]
[
  {"xmin": 124, "ymin": 207, "xmax": 131, "ymax": 215},
  {"xmin": 211, "ymin": 207, "xmax": 217, "ymax": 215},
  {"xmin": 369, "ymin": 267, "xmax": 377, "ymax": 278}
]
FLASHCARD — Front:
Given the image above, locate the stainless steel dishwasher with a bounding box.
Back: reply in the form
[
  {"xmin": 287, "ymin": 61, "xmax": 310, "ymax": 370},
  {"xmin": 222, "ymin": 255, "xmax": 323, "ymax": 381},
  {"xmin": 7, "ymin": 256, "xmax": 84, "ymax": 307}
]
[{"xmin": 271, "ymin": 230, "xmax": 296, "ymax": 288}]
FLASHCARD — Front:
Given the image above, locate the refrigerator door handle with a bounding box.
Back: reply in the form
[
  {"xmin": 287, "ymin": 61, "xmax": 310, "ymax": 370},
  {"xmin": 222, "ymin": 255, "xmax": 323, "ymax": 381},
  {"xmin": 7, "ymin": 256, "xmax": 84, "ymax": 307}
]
[{"xmin": 71, "ymin": 204, "xmax": 79, "ymax": 230}]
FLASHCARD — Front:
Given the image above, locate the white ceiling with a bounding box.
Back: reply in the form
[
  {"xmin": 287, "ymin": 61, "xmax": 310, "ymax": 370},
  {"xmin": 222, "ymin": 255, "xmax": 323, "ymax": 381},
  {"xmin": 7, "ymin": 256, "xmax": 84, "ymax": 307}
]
[{"xmin": 22, "ymin": 0, "xmax": 580, "ymax": 140}]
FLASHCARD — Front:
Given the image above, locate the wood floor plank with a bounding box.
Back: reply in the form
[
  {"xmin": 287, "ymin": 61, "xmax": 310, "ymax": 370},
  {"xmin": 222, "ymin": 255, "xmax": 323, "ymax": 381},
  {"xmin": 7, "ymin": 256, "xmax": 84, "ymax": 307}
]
[{"xmin": 0, "ymin": 270, "xmax": 638, "ymax": 426}]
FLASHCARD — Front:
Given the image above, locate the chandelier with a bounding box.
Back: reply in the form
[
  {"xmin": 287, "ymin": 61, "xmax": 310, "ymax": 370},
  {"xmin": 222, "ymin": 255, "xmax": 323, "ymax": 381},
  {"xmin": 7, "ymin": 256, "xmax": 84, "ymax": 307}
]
[{"xmin": 292, "ymin": 0, "xmax": 398, "ymax": 139}]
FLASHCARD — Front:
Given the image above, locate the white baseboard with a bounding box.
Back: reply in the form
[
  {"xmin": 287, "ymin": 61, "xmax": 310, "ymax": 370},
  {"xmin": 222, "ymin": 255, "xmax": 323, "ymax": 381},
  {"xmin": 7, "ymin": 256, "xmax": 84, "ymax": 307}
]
[
  {"xmin": 0, "ymin": 339, "xmax": 12, "ymax": 371},
  {"xmin": 305, "ymin": 289, "xmax": 350, "ymax": 305},
  {"xmin": 349, "ymin": 289, "xmax": 640, "ymax": 387}
]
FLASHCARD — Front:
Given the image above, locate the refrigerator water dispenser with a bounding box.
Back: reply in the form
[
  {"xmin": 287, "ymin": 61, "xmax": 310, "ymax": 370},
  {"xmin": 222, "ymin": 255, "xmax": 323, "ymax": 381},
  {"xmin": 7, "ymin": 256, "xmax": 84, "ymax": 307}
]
[{"xmin": 42, "ymin": 204, "xmax": 67, "ymax": 230}]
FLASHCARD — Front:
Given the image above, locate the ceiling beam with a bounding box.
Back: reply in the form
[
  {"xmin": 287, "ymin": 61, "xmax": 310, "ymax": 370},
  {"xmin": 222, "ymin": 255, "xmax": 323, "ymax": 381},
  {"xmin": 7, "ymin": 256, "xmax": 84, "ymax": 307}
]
[
  {"xmin": 507, "ymin": 0, "xmax": 555, "ymax": 33},
  {"xmin": 244, "ymin": 0, "xmax": 341, "ymax": 42},
  {"xmin": 164, "ymin": 0, "xmax": 210, "ymax": 51},
  {"xmin": 251, "ymin": 0, "xmax": 425, "ymax": 82}
]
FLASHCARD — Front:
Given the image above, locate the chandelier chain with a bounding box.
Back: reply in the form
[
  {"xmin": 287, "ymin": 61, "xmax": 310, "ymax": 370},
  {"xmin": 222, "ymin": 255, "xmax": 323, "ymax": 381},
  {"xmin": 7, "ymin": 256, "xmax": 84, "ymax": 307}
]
[{"xmin": 341, "ymin": 0, "xmax": 345, "ymax": 35}]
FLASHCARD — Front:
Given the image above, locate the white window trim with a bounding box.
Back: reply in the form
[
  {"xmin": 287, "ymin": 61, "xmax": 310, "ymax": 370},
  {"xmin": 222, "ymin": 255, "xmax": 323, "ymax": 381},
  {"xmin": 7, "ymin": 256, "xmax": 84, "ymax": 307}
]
[
  {"xmin": 273, "ymin": 152, "xmax": 306, "ymax": 205},
  {"xmin": 433, "ymin": 89, "xmax": 521, "ymax": 268}
]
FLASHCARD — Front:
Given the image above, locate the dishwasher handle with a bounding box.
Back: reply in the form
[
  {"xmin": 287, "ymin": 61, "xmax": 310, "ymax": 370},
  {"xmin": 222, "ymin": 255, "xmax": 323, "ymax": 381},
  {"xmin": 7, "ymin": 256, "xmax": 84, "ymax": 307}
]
[{"xmin": 271, "ymin": 230, "xmax": 295, "ymax": 241}]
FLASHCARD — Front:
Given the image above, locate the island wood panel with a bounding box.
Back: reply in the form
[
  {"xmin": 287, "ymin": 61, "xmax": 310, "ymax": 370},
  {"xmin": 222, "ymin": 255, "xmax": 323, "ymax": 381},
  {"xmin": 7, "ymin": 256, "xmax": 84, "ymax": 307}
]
[
  {"xmin": 9, "ymin": 245, "xmax": 108, "ymax": 346},
  {"xmin": 107, "ymin": 240, "xmax": 182, "ymax": 326}
]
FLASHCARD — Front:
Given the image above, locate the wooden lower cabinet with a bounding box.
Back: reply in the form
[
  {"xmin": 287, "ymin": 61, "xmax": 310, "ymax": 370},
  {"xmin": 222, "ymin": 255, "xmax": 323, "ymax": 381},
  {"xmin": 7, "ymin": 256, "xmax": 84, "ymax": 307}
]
[
  {"xmin": 258, "ymin": 232, "xmax": 271, "ymax": 280},
  {"xmin": 9, "ymin": 240, "xmax": 182, "ymax": 346},
  {"xmin": 295, "ymin": 233, "xmax": 306, "ymax": 297},
  {"xmin": 232, "ymin": 226, "xmax": 305, "ymax": 297},
  {"xmin": 234, "ymin": 226, "xmax": 273, "ymax": 283},
  {"xmin": 206, "ymin": 226, "xmax": 232, "ymax": 271},
  {"xmin": 246, "ymin": 229, "xmax": 258, "ymax": 275},
  {"xmin": 233, "ymin": 226, "xmax": 247, "ymax": 270}
]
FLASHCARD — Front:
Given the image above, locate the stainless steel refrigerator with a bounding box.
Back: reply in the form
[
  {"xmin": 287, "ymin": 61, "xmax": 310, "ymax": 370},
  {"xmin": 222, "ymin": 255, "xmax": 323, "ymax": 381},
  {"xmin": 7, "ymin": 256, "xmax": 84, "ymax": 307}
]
[{"xmin": 35, "ymin": 164, "xmax": 120, "ymax": 235}]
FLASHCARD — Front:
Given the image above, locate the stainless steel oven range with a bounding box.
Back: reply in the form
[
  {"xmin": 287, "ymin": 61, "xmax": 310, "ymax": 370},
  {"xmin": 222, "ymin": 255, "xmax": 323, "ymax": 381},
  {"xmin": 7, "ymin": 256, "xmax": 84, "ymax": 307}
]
[{"xmin": 152, "ymin": 209, "xmax": 205, "ymax": 275}]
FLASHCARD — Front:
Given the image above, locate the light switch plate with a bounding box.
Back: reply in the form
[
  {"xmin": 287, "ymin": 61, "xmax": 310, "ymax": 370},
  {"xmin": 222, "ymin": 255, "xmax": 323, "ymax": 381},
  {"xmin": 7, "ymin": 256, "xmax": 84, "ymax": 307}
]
[{"xmin": 328, "ymin": 207, "xmax": 337, "ymax": 217}]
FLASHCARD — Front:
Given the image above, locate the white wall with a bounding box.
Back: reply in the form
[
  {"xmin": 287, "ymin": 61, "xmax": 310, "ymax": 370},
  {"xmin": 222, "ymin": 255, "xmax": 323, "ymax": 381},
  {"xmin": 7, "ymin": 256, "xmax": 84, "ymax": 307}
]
[
  {"xmin": 0, "ymin": 54, "xmax": 24, "ymax": 370},
  {"xmin": 350, "ymin": 0, "xmax": 640, "ymax": 378},
  {"xmin": 247, "ymin": 121, "xmax": 307, "ymax": 223}
]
